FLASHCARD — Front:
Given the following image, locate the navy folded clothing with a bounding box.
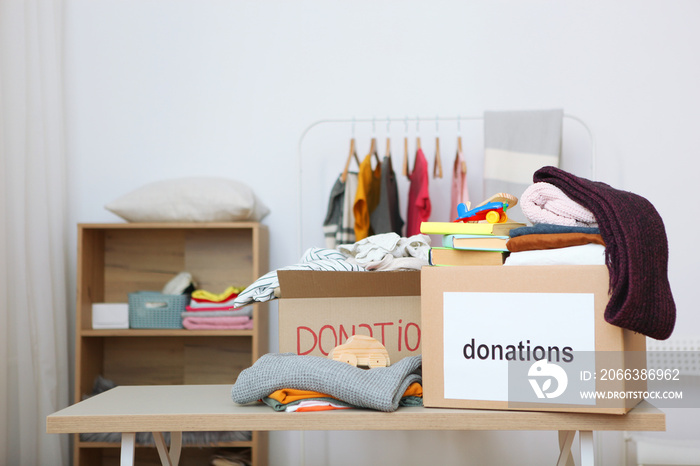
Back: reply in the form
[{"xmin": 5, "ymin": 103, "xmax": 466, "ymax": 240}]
[{"xmin": 509, "ymin": 223, "xmax": 600, "ymax": 238}]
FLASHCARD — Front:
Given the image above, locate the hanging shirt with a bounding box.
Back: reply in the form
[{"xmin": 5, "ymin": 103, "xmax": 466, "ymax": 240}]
[
  {"xmin": 322, "ymin": 175, "xmax": 346, "ymax": 248},
  {"xmin": 339, "ymin": 172, "xmax": 358, "ymax": 245},
  {"xmin": 353, "ymin": 154, "xmax": 382, "ymax": 241},
  {"xmin": 370, "ymin": 155, "xmax": 404, "ymax": 236},
  {"xmin": 450, "ymin": 149, "xmax": 470, "ymax": 221},
  {"xmin": 406, "ymin": 148, "xmax": 431, "ymax": 236}
]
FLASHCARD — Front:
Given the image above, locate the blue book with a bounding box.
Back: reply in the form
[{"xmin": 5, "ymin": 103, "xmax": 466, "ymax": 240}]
[{"xmin": 442, "ymin": 234, "xmax": 509, "ymax": 252}]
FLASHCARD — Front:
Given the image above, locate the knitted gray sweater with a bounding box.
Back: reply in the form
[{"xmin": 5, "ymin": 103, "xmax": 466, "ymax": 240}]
[{"xmin": 231, "ymin": 353, "xmax": 422, "ymax": 412}]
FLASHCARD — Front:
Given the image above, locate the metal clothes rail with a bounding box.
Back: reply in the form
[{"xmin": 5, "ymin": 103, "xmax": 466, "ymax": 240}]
[{"xmin": 296, "ymin": 114, "xmax": 596, "ymax": 256}]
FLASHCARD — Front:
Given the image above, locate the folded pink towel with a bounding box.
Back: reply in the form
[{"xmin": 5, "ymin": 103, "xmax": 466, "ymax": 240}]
[
  {"xmin": 182, "ymin": 315, "xmax": 253, "ymax": 330},
  {"xmin": 520, "ymin": 182, "xmax": 597, "ymax": 227}
]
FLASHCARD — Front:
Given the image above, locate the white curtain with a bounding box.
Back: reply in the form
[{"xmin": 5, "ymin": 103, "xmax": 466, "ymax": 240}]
[{"xmin": 0, "ymin": 0, "xmax": 70, "ymax": 465}]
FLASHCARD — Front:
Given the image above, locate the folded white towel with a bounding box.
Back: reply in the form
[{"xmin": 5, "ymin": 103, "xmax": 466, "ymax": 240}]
[{"xmin": 504, "ymin": 243, "xmax": 606, "ymax": 266}]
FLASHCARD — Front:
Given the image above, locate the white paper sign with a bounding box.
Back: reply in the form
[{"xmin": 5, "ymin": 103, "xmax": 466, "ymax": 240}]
[{"xmin": 443, "ymin": 292, "xmax": 595, "ymax": 402}]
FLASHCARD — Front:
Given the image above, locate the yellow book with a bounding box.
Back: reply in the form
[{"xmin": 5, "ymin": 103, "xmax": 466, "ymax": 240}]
[
  {"xmin": 420, "ymin": 221, "xmax": 526, "ymax": 236},
  {"xmin": 428, "ymin": 247, "xmax": 506, "ymax": 266}
]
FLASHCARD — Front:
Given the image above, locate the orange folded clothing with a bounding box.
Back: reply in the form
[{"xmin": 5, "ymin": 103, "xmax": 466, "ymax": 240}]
[
  {"xmin": 267, "ymin": 387, "xmax": 338, "ymax": 404},
  {"xmin": 264, "ymin": 382, "xmax": 423, "ymax": 412},
  {"xmin": 507, "ymin": 232, "xmax": 605, "ymax": 253},
  {"xmin": 267, "ymin": 382, "xmax": 423, "ymax": 405},
  {"xmin": 403, "ymin": 382, "xmax": 423, "ymax": 398}
]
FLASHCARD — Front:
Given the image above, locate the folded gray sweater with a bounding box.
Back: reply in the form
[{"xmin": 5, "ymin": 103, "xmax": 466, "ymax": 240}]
[{"xmin": 231, "ymin": 353, "xmax": 422, "ymax": 412}]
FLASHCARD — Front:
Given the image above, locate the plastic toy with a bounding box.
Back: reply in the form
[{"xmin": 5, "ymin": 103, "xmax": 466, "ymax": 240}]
[
  {"xmin": 455, "ymin": 201, "xmax": 509, "ymax": 224},
  {"xmin": 454, "ymin": 193, "xmax": 519, "ymax": 224},
  {"xmin": 328, "ymin": 335, "xmax": 391, "ymax": 368}
]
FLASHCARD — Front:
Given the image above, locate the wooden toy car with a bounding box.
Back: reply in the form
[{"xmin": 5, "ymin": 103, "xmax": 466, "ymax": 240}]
[{"xmin": 328, "ymin": 335, "xmax": 391, "ymax": 368}]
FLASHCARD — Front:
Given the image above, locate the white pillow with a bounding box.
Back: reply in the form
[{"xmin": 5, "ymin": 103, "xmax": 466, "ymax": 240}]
[{"xmin": 105, "ymin": 177, "xmax": 270, "ymax": 223}]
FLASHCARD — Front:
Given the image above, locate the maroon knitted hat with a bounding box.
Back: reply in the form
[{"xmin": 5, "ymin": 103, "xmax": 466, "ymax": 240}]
[{"xmin": 533, "ymin": 166, "xmax": 676, "ymax": 340}]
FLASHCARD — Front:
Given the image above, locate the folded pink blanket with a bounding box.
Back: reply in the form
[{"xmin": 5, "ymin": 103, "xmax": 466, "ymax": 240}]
[
  {"xmin": 182, "ymin": 315, "xmax": 253, "ymax": 330},
  {"xmin": 520, "ymin": 182, "xmax": 597, "ymax": 227}
]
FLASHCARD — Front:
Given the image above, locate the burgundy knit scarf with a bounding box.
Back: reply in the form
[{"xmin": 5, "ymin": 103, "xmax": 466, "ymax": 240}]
[{"xmin": 533, "ymin": 166, "xmax": 675, "ymax": 340}]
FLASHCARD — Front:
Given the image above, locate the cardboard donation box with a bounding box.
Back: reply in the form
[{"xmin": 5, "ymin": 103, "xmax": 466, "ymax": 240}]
[
  {"xmin": 277, "ymin": 270, "xmax": 421, "ymax": 364},
  {"xmin": 421, "ymin": 265, "xmax": 647, "ymax": 414}
]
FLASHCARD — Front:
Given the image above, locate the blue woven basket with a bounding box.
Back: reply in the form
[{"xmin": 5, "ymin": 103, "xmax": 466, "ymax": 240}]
[{"xmin": 128, "ymin": 291, "xmax": 188, "ymax": 329}]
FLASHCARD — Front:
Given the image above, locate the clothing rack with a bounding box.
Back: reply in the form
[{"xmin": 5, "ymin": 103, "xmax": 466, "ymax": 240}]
[{"xmin": 296, "ymin": 114, "xmax": 596, "ymax": 256}]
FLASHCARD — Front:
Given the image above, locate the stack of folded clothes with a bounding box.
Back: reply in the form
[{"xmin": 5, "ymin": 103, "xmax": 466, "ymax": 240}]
[
  {"xmin": 506, "ymin": 179, "xmax": 606, "ymax": 266},
  {"xmin": 231, "ymin": 353, "xmax": 423, "ymax": 412},
  {"xmin": 262, "ymin": 383, "xmax": 423, "ymax": 412},
  {"xmin": 182, "ymin": 286, "xmax": 253, "ymax": 330},
  {"xmin": 508, "ymin": 166, "xmax": 675, "ymax": 340}
]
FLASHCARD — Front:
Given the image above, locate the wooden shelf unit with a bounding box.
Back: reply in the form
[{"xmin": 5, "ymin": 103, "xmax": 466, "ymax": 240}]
[{"xmin": 74, "ymin": 222, "xmax": 269, "ymax": 466}]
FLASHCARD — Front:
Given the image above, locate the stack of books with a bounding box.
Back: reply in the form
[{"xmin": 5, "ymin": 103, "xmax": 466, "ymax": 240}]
[{"xmin": 420, "ymin": 220, "xmax": 526, "ymax": 266}]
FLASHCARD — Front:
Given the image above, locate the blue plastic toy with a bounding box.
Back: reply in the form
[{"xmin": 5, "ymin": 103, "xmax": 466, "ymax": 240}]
[{"xmin": 455, "ymin": 201, "xmax": 509, "ymax": 224}]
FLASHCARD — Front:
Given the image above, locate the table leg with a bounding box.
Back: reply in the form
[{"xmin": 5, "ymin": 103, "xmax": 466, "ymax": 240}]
[
  {"xmin": 170, "ymin": 431, "xmax": 182, "ymax": 465},
  {"xmin": 121, "ymin": 432, "xmax": 136, "ymax": 466},
  {"xmin": 557, "ymin": 430, "xmax": 576, "ymax": 466},
  {"xmin": 579, "ymin": 430, "xmax": 594, "ymax": 466},
  {"xmin": 153, "ymin": 432, "xmax": 174, "ymax": 466},
  {"xmin": 152, "ymin": 431, "xmax": 183, "ymax": 466}
]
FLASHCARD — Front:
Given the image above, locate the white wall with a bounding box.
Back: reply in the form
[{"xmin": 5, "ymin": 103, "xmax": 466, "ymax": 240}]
[{"xmin": 64, "ymin": 1, "xmax": 700, "ymax": 465}]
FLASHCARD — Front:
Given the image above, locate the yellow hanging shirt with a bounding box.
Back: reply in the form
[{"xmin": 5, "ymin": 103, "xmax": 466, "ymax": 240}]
[{"xmin": 353, "ymin": 154, "xmax": 382, "ymax": 240}]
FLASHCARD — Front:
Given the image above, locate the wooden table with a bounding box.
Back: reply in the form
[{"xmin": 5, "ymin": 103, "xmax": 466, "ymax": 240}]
[{"xmin": 46, "ymin": 384, "xmax": 665, "ymax": 466}]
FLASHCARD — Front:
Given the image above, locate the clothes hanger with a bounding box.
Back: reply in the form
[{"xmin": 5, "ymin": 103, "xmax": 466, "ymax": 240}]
[
  {"xmin": 369, "ymin": 117, "xmax": 380, "ymax": 166},
  {"xmin": 433, "ymin": 116, "xmax": 443, "ymax": 179},
  {"xmin": 385, "ymin": 117, "xmax": 391, "ymax": 158},
  {"xmin": 415, "ymin": 117, "xmax": 422, "ymax": 151},
  {"xmin": 341, "ymin": 119, "xmax": 360, "ymax": 183},
  {"xmin": 456, "ymin": 116, "xmax": 467, "ymax": 174},
  {"xmin": 434, "ymin": 138, "xmax": 443, "ymax": 178},
  {"xmin": 402, "ymin": 117, "xmax": 411, "ymax": 178},
  {"xmin": 368, "ymin": 137, "xmax": 378, "ymax": 164}
]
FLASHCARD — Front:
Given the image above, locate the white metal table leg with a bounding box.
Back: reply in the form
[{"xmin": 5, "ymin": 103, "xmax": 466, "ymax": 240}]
[
  {"xmin": 557, "ymin": 430, "xmax": 576, "ymax": 466},
  {"xmin": 121, "ymin": 432, "xmax": 136, "ymax": 466},
  {"xmin": 580, "ymin": 430, "xmax": 595, "ymax": 466}
]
